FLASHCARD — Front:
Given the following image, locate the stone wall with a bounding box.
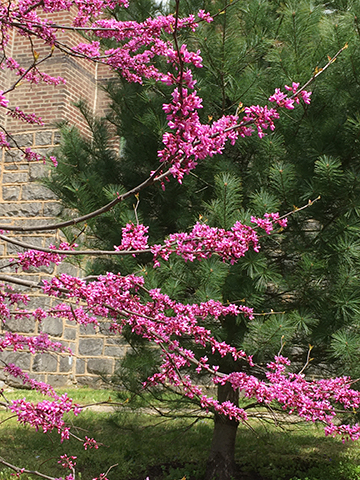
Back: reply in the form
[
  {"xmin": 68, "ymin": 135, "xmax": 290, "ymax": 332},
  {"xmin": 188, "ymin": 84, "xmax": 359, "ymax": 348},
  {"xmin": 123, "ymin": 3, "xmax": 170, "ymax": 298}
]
[{"xmin": 0, "ymin": 19, "xmax": 126, "ymax": 388}]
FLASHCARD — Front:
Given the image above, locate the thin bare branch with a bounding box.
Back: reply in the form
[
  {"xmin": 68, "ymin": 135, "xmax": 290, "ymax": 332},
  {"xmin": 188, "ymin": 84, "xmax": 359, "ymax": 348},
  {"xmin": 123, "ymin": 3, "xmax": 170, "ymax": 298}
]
[
  {"xmin": 2, "ymin": 49, "xmax": 54, "ymax": 95},
  {"xmin": 0, "ymin": 458, "xmax": 57, "ymax": 480},
  {"xmin": 0, "ymin": 163, "xmax": 166, "ymax": 232},
  {"xmin": 279, "ymin": 196, "xmax": 321, "ymax": 222},
  {"xmin": 294, "ymin": 44, "xmax": 349, "ymax": 98},
  {"xmin": 298, "ymin": 345, "xmax": 314, "ymax": 375},
  {"xmin": 104, "ymin": 463, "xmax": 119, "ymax": 478},
  {"xmin": 0, "ymin": 233, "xmax": 154, "ymax": 256}
]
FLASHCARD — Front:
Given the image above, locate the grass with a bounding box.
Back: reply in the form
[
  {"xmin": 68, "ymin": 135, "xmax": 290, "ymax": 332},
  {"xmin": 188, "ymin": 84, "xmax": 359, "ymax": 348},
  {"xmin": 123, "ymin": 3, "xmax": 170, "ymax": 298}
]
[
  {"xmin": 1, "ymin": 388, "xmax": 360, "ymax": 480},
  {"xmin": 0, "ymin": 388, "xmax": 212, "ymax": 480}
]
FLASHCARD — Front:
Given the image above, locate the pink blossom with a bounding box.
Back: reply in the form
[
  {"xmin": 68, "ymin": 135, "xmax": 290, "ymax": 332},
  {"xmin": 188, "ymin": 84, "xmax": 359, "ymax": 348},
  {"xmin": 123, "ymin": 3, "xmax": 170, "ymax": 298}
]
[
  {"xmin": 50, "ymin": 155, "xmax": 58, "ymax": 167},
  {"xmin": 10, "ymin": 242, "xmax": 77, "ymax": 271},
  {"xmin": 114, "ymin": 223, "xmax": 149, "ymax": 253},
  {"xmin": 198, "ymin": 10, "xmax": 213, "ymax": 22},
  {"xmin": 0, "ymin": 91, "xmax": 8, "ymax": 108},
  {"xmin": 58, "ymin": 455, "xmax": 77, "ymax": 470},
  {"xmin": 84, "ymin": 437, "xmax": 99, "ymax": 450}
]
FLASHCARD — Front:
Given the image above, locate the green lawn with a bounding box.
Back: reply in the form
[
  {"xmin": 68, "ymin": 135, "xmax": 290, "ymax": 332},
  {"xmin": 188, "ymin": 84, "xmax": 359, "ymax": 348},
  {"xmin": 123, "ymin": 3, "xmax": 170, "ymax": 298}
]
[{"xmin": 1, "ymin": 388, "xmax": 360, "ymax": 480}]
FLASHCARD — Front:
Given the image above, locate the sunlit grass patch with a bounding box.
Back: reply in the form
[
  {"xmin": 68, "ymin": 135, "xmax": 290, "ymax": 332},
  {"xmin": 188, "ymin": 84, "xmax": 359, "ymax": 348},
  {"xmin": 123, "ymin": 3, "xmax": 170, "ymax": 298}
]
[{"xmin": 2, "ymin": 388, "xmax": 360, "ymax": 480}]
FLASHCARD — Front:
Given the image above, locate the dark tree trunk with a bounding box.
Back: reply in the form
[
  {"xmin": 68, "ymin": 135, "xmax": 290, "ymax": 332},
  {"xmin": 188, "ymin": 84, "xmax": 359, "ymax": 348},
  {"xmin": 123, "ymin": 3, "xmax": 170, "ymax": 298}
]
[{"xmin": 205, "ymin": 382, "xmax": 239, "ymax": 480}]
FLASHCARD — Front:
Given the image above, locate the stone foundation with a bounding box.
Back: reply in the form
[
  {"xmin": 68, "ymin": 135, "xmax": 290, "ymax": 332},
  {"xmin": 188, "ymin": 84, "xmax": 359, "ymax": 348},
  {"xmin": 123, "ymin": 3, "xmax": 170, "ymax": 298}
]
[{"xmin": 0, "ymin": 18, "xmax": 124, "ymax": 388}]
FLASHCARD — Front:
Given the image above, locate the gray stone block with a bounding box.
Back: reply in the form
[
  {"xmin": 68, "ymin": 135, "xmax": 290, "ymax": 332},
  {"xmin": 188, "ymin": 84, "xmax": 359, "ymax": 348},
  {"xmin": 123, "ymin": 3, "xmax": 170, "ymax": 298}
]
[
  {"xmin": 106, "ymin": 337, "xmax": 127, "ymax": 345},
  {"xmin": 43, "ymin": 202, "xmax": 63, "ymax": 217},
  {"xmin": 19, "ymin": 235, "xmax": 43, "ymax": 247},
  {"xmin": 4, "ymin": 317, "xmax": 36, "ymax": 333},
  {"xmin": 4, "ymin": 149, "xmax": 23, "ymax": 163},
  {"xmin": 46, "ymin": 374, "xmax": 71, "ymax": 387},
  {"xmin": 87, "ymin": 358, "xmax": 113, "ymax": 375},
  {"xmin": 10, "ymin": 218, "xmax": 51, "ymax": 228},
  {"xmin": 57, "ymin": 262, "xmax": 80, "ymax": 276},
  {"xmin": 32, "ymin": 353, "xmax": 58, "ymax": 372},
  {"xmin": 104, "ymin": 346, "xmax": 127, "ymax": 358},
  {"xmin": 25, "ymin": 264, "xmax": 55, "ymax": 274},
  {"xmin": 0, "ymin": 203, "xmax": 42, "ymax": 217},
  {"xmin": 99, "ymin": 322, "xmax": 112, "ymax": 335},
  {"xmin": 0, "ymin": 351, "xmax": 31, "ymax": 370},
  {"xmin": 76, "ymin": 376, "xmax": 101, "ymax": 386},
  {"xmin": 80, "ymin": 324, "xmax": 98, "ymax": 335},
  {"xmin": 5, "ymin": 242, "xmax": 25, "ymax": 255},
  {"xmin": 60, "ymin": 356, "xmax": 73, "ymax": 372},
  {"xmin": 17, "ymin": 274, "xmax": 40, "ymax": 283},
  {"xmin": 29, "ymin": 163, "xmax": 47, "ymax": 181},
  {"xmin": 21, "ymin": 184, "xmax": 57, "ymax": 201},
  {"xmin": 2, "ymin": 172, "xmax": 29, "ymax": 184},
  {"xmin": 26, "ymin": 296, "xmax": 51, "ymax": 309},
  {"xmin": 9, "ymin": 133, "xmax": 33, "ymax": 148},
  {"xmin": 40, "ymin": 317, "xmax": 63, "ymax": 337},
  {"xmin": 76, "ymin": 358, "xmax": 85, "ymax": 374},
  {"xmin": 35, "ymin": 131, "xmax": 53, "ymax": 146},
  {"xmin": 2, "ymin": 186, "xmax": 20, "ymax": 201},
  {"xmin": 64, "ymin": 328, "xmax": 76, "ymax": 340},
  {"xmin": 54, "ymin": 131, "xmax": 61, "ymax": 145},
  {"xmin": 79, "ymin": 338, "xmax": 103, "ymax": 356},
  {"xmin": 0, "ymin": 375, "xmax": 24, "ymax": 387},
  {"xmin": 4, "ymin": 163, "xmax": 28, "ymax": 171},
  {"xmin": 0, "ymin": 259, "xmax": 11, "ymax": 270},
  {"xmin": 29, "ymin": 373, "xmax": 46, "ymax": 383}
]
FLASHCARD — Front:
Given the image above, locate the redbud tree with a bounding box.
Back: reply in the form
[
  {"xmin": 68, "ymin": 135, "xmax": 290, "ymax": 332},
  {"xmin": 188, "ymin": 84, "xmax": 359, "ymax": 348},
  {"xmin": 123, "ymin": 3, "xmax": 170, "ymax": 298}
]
[{"xmin": 0, "ymin": 0, "xmax": 357, "ymax": 479}]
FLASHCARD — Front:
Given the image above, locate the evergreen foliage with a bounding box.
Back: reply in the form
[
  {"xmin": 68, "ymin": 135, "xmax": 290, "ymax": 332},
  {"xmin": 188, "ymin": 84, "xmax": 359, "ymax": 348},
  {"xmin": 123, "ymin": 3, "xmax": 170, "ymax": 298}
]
[{"xmin": 45, "ymin": 0, "xmax": 360, "ymax": 387}]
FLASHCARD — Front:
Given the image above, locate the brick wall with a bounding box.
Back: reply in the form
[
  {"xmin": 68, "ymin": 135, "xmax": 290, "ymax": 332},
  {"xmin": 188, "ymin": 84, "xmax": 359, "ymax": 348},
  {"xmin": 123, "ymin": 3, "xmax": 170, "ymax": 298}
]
[
  {"xmin": 0, "ymin": 20, "xmax": 126, "ymax": 388},
  {"xmin": 0, "ymin": 9, "xmax": 114, "ymax": 137}
]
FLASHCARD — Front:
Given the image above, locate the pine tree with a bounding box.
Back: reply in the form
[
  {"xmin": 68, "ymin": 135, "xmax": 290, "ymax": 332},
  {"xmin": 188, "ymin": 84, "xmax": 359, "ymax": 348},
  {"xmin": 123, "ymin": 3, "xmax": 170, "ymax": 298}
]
[{"xmin": 44, "ymin": 0, "xmax": 360, "ymax": 477}]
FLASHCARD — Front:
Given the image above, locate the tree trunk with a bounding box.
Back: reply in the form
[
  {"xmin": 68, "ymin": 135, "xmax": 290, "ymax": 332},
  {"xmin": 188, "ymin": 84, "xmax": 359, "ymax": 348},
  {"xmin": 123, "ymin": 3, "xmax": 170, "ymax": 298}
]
[{"xmin": 205, "ymin": 382, "xmax": 239, "ymax": 480}]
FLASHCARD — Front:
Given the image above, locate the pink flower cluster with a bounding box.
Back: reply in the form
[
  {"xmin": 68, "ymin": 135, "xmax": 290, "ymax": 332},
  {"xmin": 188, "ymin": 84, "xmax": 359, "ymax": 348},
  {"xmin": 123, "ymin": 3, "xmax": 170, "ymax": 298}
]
[
  {"xmin": 3, "ymin": 217, "xmax": 360, "ymax": 455},
  {"xmin": 0, "ymin": 131, "xmax": 10, "ymax": 148},
  {"xmin": 10, "ymin": 242, "xmax": 77, "ymax": 271},
  {"xmin": 0, "ymin": 0, "xmax": 311, "ymax": 175},
  {"xmin": 1, "ymin": 332, "xmax": 72, "ymax": 355},
  {"xmin": 84, "ymin": 437, "xmax": 99, "ymax": 450},
  {"xmin": 150, "ymin": 214, "xmax": 285, "ymax": 265},
  {"xmin": 269, "ymin": 82, "xmax": 312, "ymax": 109},
  {"xmin": 6, "ymin": 107, "xmax": 43, "ymax": 125},
  {"xmin": 0, "ymin": 91, "xmax": 9, "ymax": 108},
  {"xmin": 115, "ymin": 223, "xmax": 149, "ymax": 253},
  {"xmin": 251, "ymin": 212, "xmax": 288, "ymax": 234},
  {"xmin": 58, "ymin": 455, "xmax": 77, "ymax": 470},
  {"xmin": 92, "ymin": 474, "xmax": 109, "ymax": 480},
  {"xmin": 3, "ymin": 363, "xmax": 58, "ymax": 397},
  {"xmin": 0, "ymin": 284, "xmax": 29, "ymax": 324},
  {"xmin": 73, "ymin": 14, "xmax": 207, "ymax": 83},
  {"xmin": 4, "ymin": 58, "xmax": 66, "ymax": 87},
  {"xmin": 158, "ymin": 82, "xmax": 311, "ymax": 182},
  {"xmin": 3, "ymin": 257, "xmax": 352, "ymax": 443},
  {"xmin": 11, "ymin": 215, "xmax": 286, "ymax": 271},
  {"xmin": 152, "ymin": 221, "xmax": 260, "ymax": 266},
  {"xmin": 9, "ymin": 393, "xmax": 81, "ymax": 441}
]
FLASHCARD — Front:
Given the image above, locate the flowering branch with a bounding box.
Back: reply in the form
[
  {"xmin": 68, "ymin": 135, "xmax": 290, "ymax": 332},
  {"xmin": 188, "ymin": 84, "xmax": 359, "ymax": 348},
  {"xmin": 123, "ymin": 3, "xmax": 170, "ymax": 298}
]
[
  {"xmin": 0, "ymin": 458, "xmax": 56, "ymax": 480},
  {"xmin": 0, "ymin": 1, "xmax": 356, "ymax": 477}
]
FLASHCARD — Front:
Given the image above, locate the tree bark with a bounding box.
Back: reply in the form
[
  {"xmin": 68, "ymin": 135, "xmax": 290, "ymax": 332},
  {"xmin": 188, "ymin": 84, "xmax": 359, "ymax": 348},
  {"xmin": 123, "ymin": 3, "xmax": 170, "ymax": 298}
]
[{"xmin": 205, "ymin": 382, "xmax": 239, "ymax": 480}]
